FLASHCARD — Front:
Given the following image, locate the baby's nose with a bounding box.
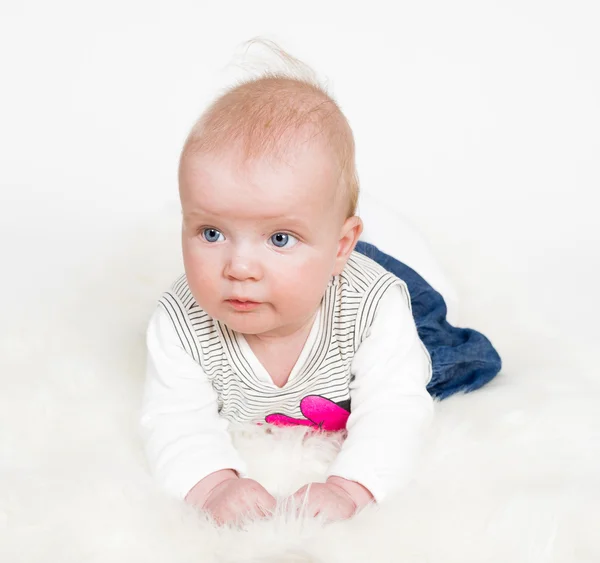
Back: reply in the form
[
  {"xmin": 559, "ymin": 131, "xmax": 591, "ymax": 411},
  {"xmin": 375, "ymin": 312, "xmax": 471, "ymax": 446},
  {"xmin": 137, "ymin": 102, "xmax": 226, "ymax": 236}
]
[{"xmin": 223, "ymin": 250, "xmax": 263, "ymax": 281}]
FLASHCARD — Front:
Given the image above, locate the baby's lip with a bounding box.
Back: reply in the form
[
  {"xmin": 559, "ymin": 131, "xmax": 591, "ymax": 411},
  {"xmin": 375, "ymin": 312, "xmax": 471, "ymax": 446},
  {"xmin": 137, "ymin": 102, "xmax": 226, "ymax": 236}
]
[
  {"xmin": 226, "ymin": 297, "xmax": 260, "ymax": 303},
  {"xmin": 226, "ymin": 298, "xmax": 262, "ymax": 311}
]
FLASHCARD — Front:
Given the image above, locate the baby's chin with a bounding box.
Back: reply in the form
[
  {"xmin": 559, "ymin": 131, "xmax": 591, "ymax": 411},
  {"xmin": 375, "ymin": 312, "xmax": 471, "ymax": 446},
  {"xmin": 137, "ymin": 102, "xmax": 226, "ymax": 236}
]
[
  {"xmin": 221, "ymin": 310, "xmax": 316, "ymax": 339},
  {"xmin": 215, "ymin": 307, "xmax": 278, "ymax": 335}
]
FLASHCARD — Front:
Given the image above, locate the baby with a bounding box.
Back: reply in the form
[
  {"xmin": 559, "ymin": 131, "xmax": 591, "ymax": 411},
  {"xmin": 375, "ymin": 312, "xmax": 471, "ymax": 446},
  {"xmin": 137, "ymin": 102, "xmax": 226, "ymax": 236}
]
[{"xmin": 140, "ymin": 51, "xmax": 500, "ymax": 525}]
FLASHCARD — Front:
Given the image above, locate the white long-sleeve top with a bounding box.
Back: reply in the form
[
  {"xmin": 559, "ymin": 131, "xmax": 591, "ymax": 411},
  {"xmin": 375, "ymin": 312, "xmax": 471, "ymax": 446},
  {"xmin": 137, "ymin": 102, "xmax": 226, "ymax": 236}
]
[{"xmin": 140, "ymin": 252, "xmax": 434, "ymax": 502}]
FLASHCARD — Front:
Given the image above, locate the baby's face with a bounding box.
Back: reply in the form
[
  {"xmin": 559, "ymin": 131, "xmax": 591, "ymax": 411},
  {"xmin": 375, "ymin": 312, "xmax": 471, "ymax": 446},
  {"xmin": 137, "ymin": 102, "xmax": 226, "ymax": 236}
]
[{"xmin": 179, "ymin": 143, "xmax": 348, "ymax": 338}]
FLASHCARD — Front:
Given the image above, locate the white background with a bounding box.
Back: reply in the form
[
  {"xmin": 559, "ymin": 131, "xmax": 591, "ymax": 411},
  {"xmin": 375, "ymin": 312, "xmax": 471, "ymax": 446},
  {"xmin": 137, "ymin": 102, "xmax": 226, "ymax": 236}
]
[
  {"xmin": 2, "ymin": 3, "xmax": 600, "ymax": 560},
  {"xmin": 1, "ymin": 0, "xmax": 598, "ymax": 361}
]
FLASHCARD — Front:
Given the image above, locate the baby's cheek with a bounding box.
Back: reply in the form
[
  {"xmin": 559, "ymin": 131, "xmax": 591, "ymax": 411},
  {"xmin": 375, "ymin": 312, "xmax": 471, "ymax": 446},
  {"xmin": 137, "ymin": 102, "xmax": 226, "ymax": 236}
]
[
  {"xmin": 186, "ymin": 257, "xmax": 221, "ymax": 303},
  {"xmin": 273, "ymin": 269, "xmax": 324, "ymax": 313}
]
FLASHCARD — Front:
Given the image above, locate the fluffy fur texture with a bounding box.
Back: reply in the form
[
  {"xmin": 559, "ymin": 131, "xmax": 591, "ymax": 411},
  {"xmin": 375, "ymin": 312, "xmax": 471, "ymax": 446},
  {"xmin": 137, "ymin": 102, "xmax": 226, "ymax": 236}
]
[{"xmin": 2, "ymin": 214, "xmax": 599, "ymax": 563}]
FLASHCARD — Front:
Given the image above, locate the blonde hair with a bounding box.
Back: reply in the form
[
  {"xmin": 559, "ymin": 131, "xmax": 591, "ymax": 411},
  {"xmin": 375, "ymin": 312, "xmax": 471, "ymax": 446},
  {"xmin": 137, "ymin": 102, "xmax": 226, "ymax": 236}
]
[{"xmin": 179, "ymin": 40, "xmax": 359, "ymax": 217}]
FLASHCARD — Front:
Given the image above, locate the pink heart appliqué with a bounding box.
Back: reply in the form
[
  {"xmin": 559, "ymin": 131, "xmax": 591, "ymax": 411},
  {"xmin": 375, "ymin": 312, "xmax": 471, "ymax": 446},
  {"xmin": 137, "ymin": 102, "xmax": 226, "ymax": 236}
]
[{"xmin": 265, "ymin": 395, "xmax": 350, "ymax": 431}]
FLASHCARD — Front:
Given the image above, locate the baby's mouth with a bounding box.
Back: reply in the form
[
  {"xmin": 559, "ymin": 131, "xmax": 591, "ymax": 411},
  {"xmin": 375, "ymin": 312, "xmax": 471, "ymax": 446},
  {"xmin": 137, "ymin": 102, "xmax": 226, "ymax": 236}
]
[{"xmin": 226, "ymin": 299, "xmax": 261, "ymax": 311}]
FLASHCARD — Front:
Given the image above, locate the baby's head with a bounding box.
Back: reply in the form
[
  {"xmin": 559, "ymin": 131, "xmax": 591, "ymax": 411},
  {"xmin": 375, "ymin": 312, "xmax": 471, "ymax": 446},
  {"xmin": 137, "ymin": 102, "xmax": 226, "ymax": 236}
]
[{"xmin": 178, "ymin": 67, "xmax": 362, "ymax": 338}]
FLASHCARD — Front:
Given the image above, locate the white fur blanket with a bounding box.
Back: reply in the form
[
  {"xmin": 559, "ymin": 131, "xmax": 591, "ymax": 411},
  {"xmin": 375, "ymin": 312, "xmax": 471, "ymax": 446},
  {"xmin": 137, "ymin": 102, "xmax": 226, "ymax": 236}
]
[{"xmin": 1, "ymin": 223, "xmax": 599, "ymax": 563}]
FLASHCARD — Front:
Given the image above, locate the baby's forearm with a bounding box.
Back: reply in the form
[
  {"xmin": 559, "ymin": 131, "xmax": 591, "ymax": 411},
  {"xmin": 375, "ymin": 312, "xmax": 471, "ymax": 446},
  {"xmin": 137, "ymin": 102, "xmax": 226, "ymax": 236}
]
[
  {"xmin": 184, "ymin": 468, "xmax": 239, "ymax": 507},
  {"xmin": 326, "ymin": 475, "xmax": 375, "ymax": 509}
]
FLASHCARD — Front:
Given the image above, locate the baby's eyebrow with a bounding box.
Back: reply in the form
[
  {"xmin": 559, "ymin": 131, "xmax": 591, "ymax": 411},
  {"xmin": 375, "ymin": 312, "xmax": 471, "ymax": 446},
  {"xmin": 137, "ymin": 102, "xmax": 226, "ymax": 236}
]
[
  {"xmin": 182, "ymin": 208, "xmax": 218, "ymax": 221},
  {"xmin": 181, "ymin": 211, "xmax": 218, "ymax": 228},
  {"xmin": 263, "ymin": 215, "xmax": 311, "ymax": 230},
  {"xmin": 182, "ymin": 206, "xmax": 315, "ymax": 236}
]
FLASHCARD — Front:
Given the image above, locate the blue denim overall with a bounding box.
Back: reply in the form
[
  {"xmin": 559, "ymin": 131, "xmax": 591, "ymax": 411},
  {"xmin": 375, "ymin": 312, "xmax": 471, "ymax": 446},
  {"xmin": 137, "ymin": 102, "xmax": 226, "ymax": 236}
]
[{"xmin": 355, "ymin": 241, "xmax": 502, "ymax": 400}]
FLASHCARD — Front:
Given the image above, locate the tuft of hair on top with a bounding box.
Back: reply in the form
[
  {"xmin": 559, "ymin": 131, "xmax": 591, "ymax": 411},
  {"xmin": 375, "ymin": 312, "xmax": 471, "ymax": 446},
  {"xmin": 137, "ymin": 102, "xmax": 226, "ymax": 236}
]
[{"xmin": 179, "ymin": 38, "xmax": 360, "ymax": 218}]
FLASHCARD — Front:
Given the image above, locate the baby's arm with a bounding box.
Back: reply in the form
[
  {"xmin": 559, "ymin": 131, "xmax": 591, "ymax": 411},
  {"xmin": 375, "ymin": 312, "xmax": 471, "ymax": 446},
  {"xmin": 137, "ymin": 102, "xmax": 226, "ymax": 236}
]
[
  {"xmin": 327, "ymin": 282, "xmax": 434, "ymax": 502},
  {"xmin": 140, "ymin": 305, "xmax": 275, "ymax": 523},
  {"xmin": 291, "ymin": 283, "xmax": 433, "ymax": 519}
]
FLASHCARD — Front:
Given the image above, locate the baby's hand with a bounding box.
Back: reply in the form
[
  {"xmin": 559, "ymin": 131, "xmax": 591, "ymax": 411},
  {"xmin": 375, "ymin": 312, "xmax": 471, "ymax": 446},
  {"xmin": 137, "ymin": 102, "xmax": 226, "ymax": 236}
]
[
  {"xmin": 290, "ymin": 476, "xmax": 374, "ymax": 522},
  {"xmin": 186, "ymin": 470, "xmax": 276, "ymax": 525},
  {"xmin": 203, "ymin": 477, "xmax": 277, "ymax": 525}
]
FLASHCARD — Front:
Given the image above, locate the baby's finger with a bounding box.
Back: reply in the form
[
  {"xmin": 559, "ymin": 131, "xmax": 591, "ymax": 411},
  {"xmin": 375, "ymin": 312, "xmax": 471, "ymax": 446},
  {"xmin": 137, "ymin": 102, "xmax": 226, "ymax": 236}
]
[
  {"xmin": 254, "ymin": 497, "xmax": 276, "ymax": 519},
  {"xmin": 209, "ymin": 505, "xmax": 234, "ymax": 526},
  {"xmin": 258, "ymin": 490, "xmax": 277, "ymax": 510},
  {"xmin": 252, "ymin": 502, "xmax": 274, "ymax": 520},
  {"xmin": 292, "ymin": 488, "xmax": 318, "ymax": 517}
]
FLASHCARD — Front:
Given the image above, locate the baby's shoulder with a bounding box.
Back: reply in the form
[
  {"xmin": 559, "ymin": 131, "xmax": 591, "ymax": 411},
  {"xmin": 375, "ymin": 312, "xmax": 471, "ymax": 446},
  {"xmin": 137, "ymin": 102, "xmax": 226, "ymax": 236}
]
[
  {"xmin": 339, "ymin": 251, "xmax": 402, "ymax": 292},
  {"xmin": 334, "ymin": 252, "xmax": 411, "ymax": 350},
  {"xmin": 339, "ymin": 251, "xmax": 411, "ymax": 310}
]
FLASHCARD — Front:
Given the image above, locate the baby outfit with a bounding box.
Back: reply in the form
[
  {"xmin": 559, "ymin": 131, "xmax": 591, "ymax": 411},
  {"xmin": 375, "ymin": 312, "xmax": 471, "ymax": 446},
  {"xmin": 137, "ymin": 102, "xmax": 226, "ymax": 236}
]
[
  {"xmin": 354, "ymin": 241, "xmax": 502, "ymax": 399},
  {"xmin": 141, "ymin": 250, "xmax": 434, "ymax": 502}
]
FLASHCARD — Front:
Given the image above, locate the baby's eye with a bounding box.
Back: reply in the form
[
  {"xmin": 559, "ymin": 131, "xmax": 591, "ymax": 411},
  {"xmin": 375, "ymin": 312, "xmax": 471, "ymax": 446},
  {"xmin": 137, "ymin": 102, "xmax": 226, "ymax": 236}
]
[
  {"xmin": 269, "ymin": 232, "xmax": 298, "ymax": 249},
  {"xmin": 202, "ymin": 228, "xmax": 225, "ymax": 243}
]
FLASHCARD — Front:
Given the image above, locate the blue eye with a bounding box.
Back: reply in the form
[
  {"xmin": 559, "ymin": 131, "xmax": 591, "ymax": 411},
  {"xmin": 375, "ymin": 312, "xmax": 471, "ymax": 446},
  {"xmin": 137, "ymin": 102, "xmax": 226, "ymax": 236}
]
[
  {"xmin": 202, "ymin": 228, "xmax": 224, "ymax": 243},
  {"xmin": 270, "ymin": 232, "xmax": 298, "ymax": 248}
]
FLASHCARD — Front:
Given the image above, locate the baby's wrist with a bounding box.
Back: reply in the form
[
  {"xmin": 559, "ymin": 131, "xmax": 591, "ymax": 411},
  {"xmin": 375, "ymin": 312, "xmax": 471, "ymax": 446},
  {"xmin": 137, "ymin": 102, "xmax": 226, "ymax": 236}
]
[
  {"xmin": 326, "ymin": 475, "xmax": 375, "ymax": 509},
  {"xmin": 185, "ymin": 469, "xmax": 239, "ymax": 507}
]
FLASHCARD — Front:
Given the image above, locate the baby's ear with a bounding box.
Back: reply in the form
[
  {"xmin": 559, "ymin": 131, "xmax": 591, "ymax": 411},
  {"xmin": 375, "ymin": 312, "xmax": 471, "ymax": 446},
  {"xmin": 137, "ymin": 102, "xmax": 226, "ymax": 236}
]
[{"xmin": 333, "ymin": 216, "xmax": 363, "ymax": 276}]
